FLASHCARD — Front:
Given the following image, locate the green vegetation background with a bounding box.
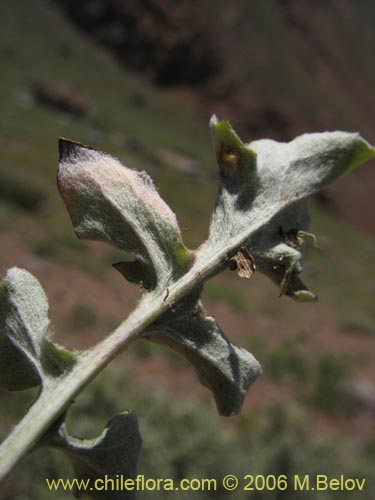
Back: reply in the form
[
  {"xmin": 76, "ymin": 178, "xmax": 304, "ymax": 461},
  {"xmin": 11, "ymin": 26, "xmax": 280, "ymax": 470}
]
[{"xmin": 0, "ymin": 1, "xmax": 374, "ymax": 499}]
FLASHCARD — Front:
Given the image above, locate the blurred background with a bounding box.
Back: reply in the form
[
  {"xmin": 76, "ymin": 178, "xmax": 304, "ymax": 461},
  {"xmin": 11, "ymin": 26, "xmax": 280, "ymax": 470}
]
[{"xmin": 0, "ymin": 0, "xmax": 374, "ymax": 498}]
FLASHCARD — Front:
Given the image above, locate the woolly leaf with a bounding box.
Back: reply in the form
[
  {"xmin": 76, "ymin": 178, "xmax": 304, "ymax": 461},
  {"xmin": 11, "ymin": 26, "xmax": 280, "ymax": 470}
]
[
  {"xmin": 58, "ymin": 139, "xmax": 193, "ymax": 290},
  {"xmin": 145, "ymin": 298, "xmax": 261, "ymax": 416},
  {"xmin": 50, "ymin": 412, "xmax": 142, "ymax": 500},
  {"xmin": 0, "ymin": 268, "xmax": 76, "ymax": 391},
  {"xmin": 209, "ymin": 117, "xmax": 375, "ymax": 298}
]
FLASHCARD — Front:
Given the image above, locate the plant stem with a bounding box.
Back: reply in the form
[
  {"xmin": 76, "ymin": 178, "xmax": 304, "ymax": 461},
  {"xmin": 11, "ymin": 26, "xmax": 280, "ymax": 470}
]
[
  {"xmin": 0, "ymin": 298, "xmax": 151, "ymax": 479},
  {"xmin": 0, "ymin": 211, "xmax": 267, "ymax": 480},
  {"xmin": 0, "ymin": 247, "xmax": 223, "ymax": 480}
]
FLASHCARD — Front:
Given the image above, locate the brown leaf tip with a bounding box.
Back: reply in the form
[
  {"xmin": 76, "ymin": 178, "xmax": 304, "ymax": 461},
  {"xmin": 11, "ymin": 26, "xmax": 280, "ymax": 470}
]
[{"xmin": 58, "ymin": 137, "xmax": 96, "ymax": 163}]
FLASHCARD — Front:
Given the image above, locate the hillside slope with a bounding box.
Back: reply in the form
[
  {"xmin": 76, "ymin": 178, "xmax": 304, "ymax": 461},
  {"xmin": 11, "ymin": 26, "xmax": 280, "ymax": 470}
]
[
  {"xmin": 56, "ymin": 0, "xmax": 375, "ymax": 233},
  {"xmin": 0, "ymin": 2, "xmax": 374, "ymax": 499}
]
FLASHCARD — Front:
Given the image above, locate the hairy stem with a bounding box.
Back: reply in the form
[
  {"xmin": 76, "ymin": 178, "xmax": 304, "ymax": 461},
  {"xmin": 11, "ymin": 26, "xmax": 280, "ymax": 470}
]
[
  {"xmin": 0, "ymin": 206, "xmax": 275, "ymax": 481},
  {"xmin": 0, "ymin": 299, "xmax": 151, "ymax": 479},
  {"xmin": 0, "ymin": 243, "xmax": 226, "ymax": 480}
]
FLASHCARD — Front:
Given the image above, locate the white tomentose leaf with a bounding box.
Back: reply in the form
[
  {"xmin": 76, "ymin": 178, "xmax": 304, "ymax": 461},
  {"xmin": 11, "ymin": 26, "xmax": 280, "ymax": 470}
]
[
  {"xmin": 0, "ymin": 268, "xmax": 48, "ymax": 390},
  {"xmin": 209, "ymin": 117, "xmax": 374, "ymax": 245},
  {"xmin": 58, "ymin": 139, "xmax": 193, "ymax": 290},
  {"xmin": 146, "ymin": 294, "xmax": 261, "ymax": 416},
  {"xmin": 207, "ymin": 117, "xmax": 374, "ymax": 297},
  {"xmin": 50, "ymin": 412, "xmax": 142, "ymax": 500},
  {"xmin": 0, "ymin": 268, "xmax": 77, "ymax": 390}
]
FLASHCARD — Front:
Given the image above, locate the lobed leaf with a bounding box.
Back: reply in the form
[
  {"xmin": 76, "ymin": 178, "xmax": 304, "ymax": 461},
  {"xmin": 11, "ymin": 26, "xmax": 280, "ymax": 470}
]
[
  {"xmin": 58, "ymin": 139, "xmax": 193, "ymax": 290},
  {"xmin": 145, "ymin": 296, "xmax": 261, "ymax": 416},
  {"xmin": 209, "ymin": 117, "xmax": 375, "ymax": 297},
  {"xmin": 0, "ymin": 268, "xmax": 76, "ymax": 391},
  {"xmin": 50, "ymin": 412, "xmax": 142, "ymax": 500}
]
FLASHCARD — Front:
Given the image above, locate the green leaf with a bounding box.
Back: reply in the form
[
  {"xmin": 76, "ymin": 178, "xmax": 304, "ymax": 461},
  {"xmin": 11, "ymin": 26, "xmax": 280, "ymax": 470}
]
[
  {"xmin": 58, "ymin": 139, "xmax": 193, "ymax": 290},
  {"xmin": 0, "ymin": 268, "xmax": 77, "ymax": 391},
  {"xmin": 145, "ymin": 297, "xmax": 261, "ymax": 416},
  {"xmin": 50, "ymin": 412, "xmax": 142, "ymax": 500},
  {"xmin": 208, "ymin": 117, "xmax": 374, "ymax": 298}
]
